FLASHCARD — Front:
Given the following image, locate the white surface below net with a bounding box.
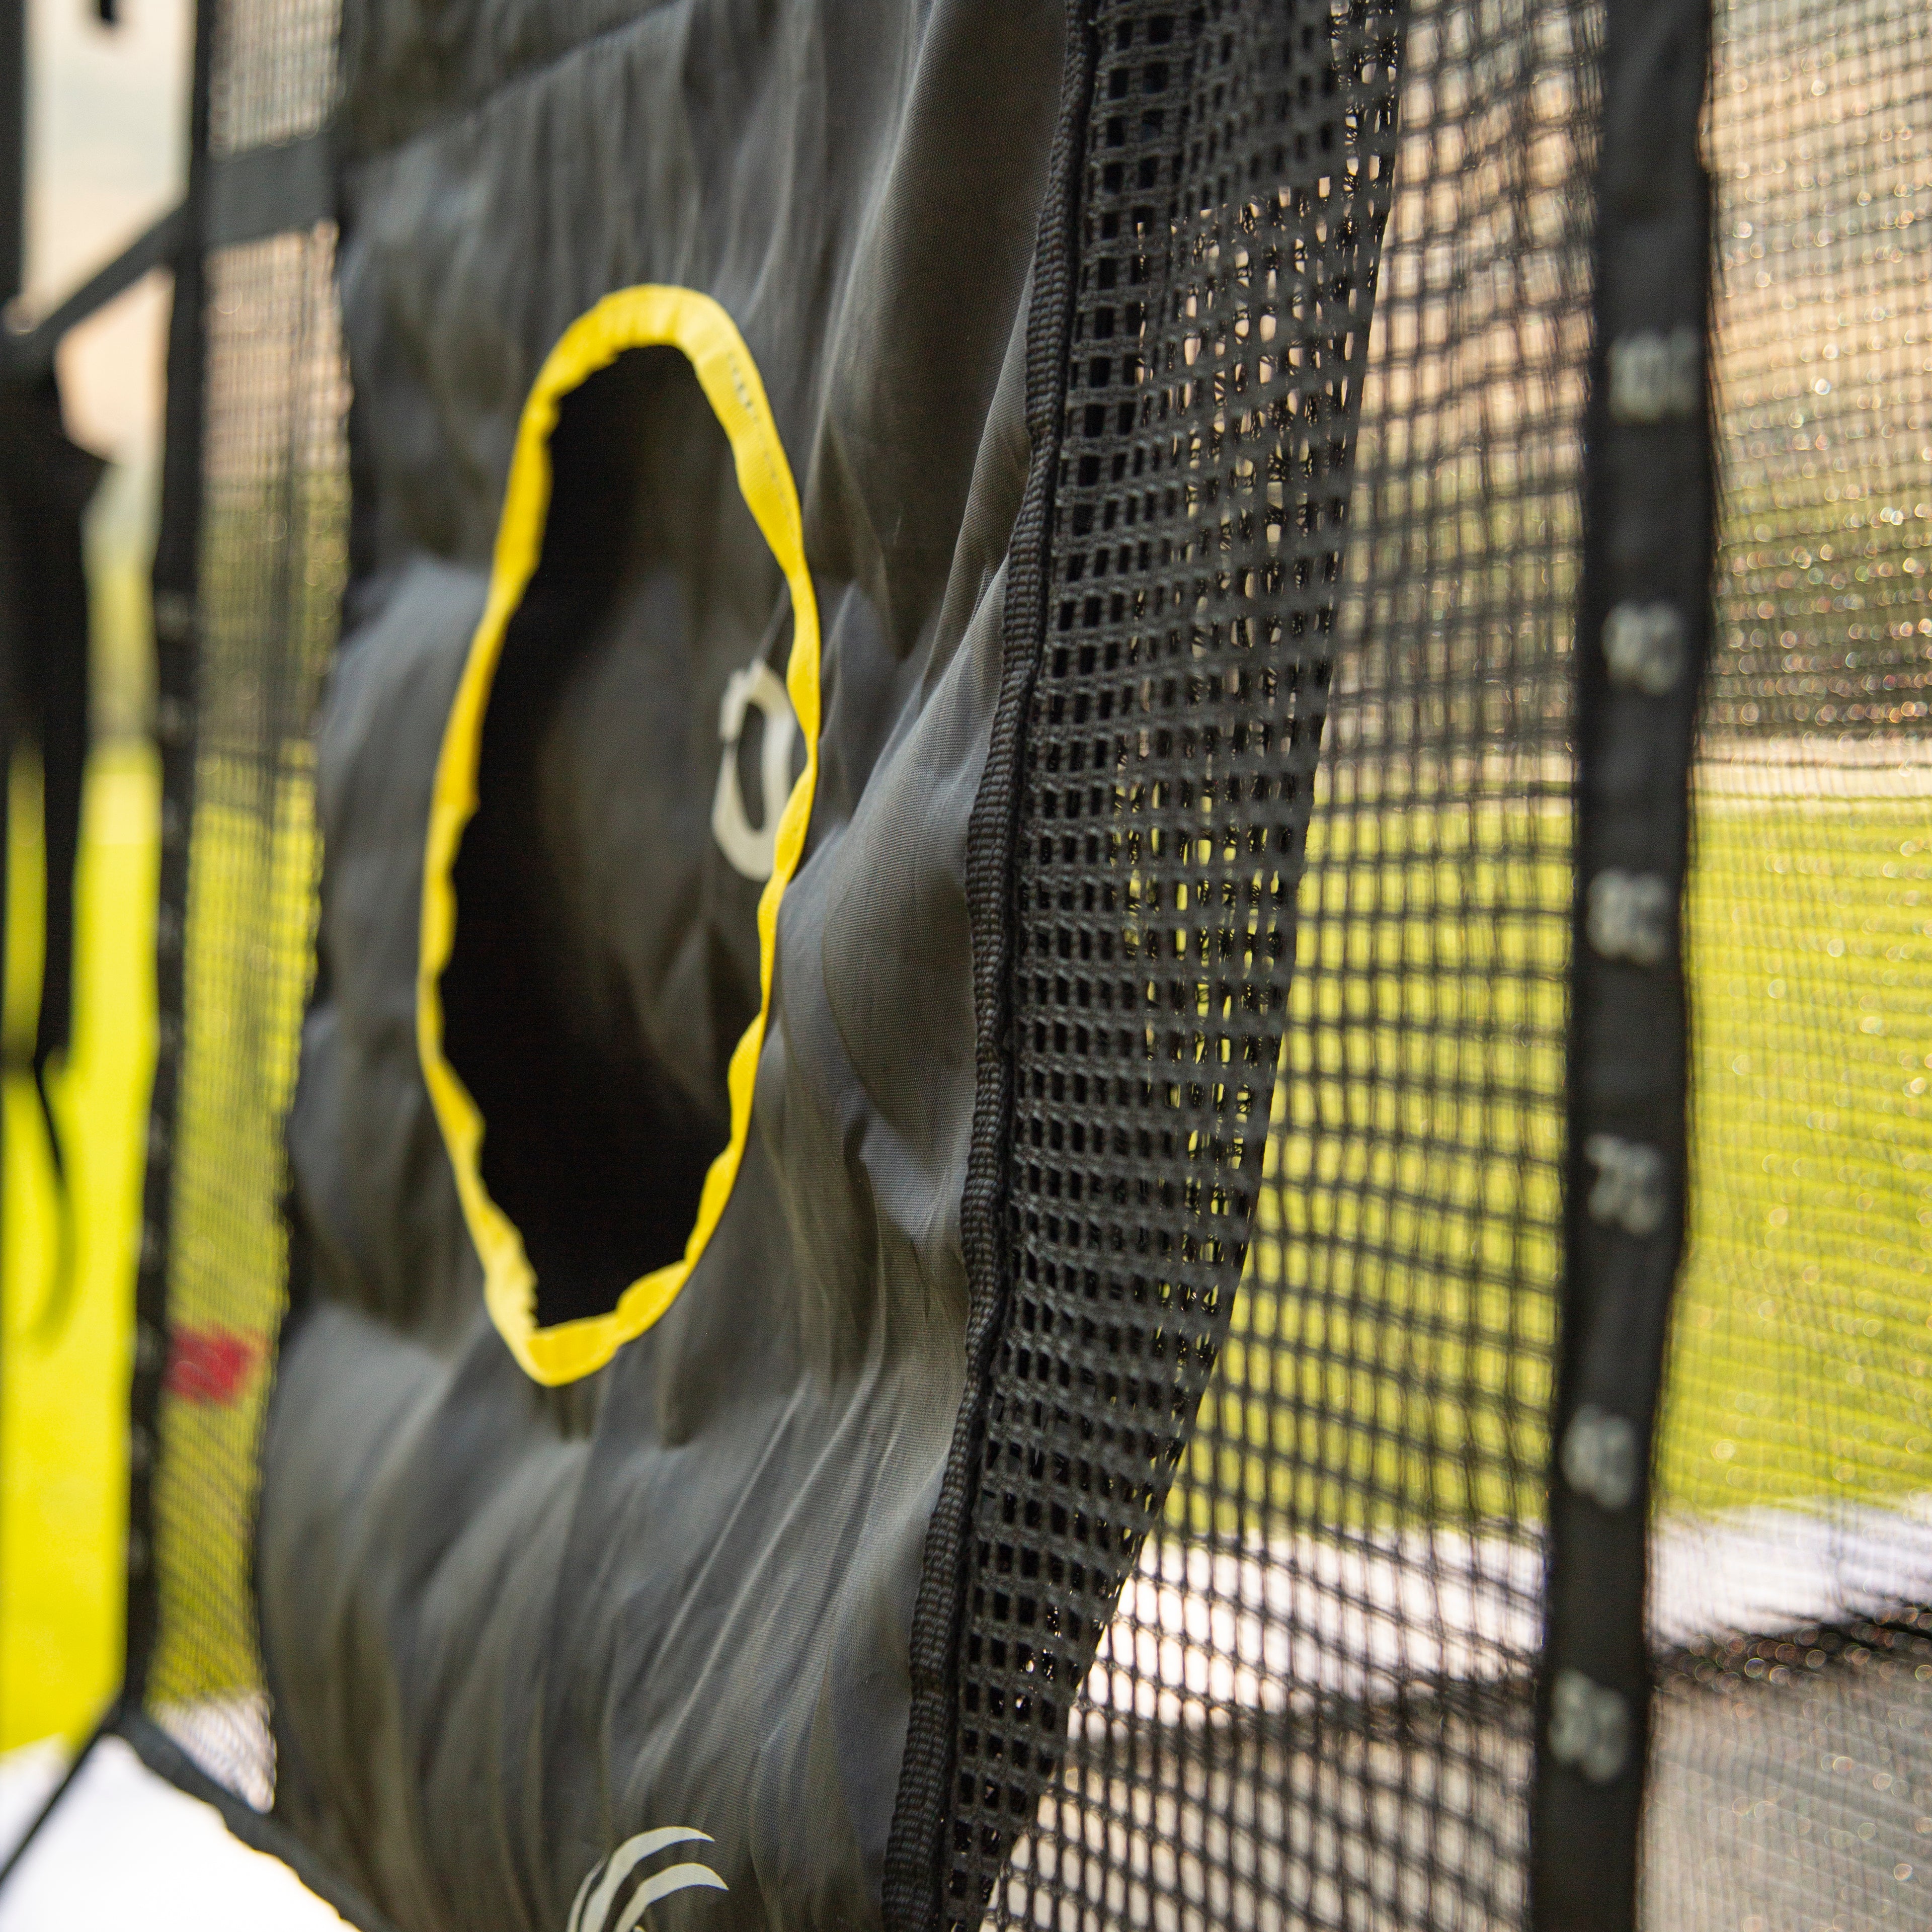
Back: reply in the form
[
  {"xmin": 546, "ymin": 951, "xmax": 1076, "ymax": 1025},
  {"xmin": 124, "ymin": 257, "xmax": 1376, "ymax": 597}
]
[
  {"xmin": 1079, "ymin": 1500, "xmax": 1932, "ymax": 1729},
  {"xmin": 0, "ymin": 1733, "xmax": 345, "ymax": 1931},
  {"xmin": 4, "ymin": 1507, "xmax": 1922, "ymax": 1927}
]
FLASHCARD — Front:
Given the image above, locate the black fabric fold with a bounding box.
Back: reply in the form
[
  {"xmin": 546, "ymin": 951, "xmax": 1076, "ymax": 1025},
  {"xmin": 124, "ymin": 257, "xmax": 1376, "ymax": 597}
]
[{"xmin": 0, "ymin": 373, "xmax": 102, "ymax": 1330}]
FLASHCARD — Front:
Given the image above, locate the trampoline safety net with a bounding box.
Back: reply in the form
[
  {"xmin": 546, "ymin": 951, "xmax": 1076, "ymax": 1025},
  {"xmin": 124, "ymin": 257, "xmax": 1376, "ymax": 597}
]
[
  {"xmin": 1648, "ymin": 1, "xmax": 1932, "ymax": 1924},
  {"xmin": 130, "ymin": 0, "xmax": 348, "ymax": 1810},
  {"xmin": 77, "ymin": 0, "xmax": 1930, "ymax": 1928},
  {"xmin": 890, "ymin": 2, "xmax": 1585, "ymax": 1927}
]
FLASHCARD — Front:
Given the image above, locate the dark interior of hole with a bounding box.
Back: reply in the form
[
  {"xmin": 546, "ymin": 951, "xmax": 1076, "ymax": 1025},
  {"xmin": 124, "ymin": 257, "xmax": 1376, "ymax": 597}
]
[
  {"xmin": 441, "ymin": 349, "xmax": 746, "ymax": 1329},
  {"xmin": 734, "ymin": 705, "xmax": 768, "ymax": 831}
]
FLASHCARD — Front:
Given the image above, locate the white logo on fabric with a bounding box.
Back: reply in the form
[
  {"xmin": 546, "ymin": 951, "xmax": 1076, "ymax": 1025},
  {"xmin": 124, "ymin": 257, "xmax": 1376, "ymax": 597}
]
[
  {"xmin": 566, "ymin": 1827, "xmax": 727, "ymax": 1932},
  {"xmin": 712, "ymin": 661, "xmax": 797, "ymax": 881}
]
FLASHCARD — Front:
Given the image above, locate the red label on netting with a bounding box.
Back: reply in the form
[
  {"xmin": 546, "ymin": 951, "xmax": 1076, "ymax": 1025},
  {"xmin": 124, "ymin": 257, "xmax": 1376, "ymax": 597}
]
[{"xmin": 165, "ymin": 1326, "xmax": 261, "ymax": 1407}]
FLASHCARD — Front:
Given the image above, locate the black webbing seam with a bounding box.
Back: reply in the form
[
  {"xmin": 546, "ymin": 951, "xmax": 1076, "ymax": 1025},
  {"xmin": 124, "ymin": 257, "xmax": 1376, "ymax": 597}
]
[
  {"xmin": 123, "ymin": 0, "xmax": 217, "ymax": 1713},
  {"xmin": 1532, "ymin": 0, "xmax": 1715, "ymax": 1924},
  {"xmin": 114, "ymin": 1710, "xmax": 403, "ymax": 1932},
  {"xmin": 879, "ymin": 8, "xmax": 1097, "ymax": 1928},
  {"xmin": 0, "ymin": 1700, "xmax": 396, "ymax": 1926},
  {"xmin": 206, "ymin": 128, "xmax": 335, "ymax": 250}
]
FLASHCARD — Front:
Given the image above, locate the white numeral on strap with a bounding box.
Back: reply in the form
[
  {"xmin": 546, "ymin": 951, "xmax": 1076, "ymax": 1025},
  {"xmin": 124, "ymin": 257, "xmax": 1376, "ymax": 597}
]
[
  {"xmin": 1602, "ymin": 602, "xmax": 1686, "ymax": 694},
  {"xmin": 1583, "ymin": 1133, "xmax": 1667, "ymax": 1236},
  {"xmin": 1586, "ymin": 869, "xmax": 1671, "ymax": 966},
  {"xmin": 1549, "ymin": 1668, "xmax": 1630, "ymax": 1783},
  {"xmin": 1607, "ymin": 324, "xmax": 1700, "ymax": 423}
]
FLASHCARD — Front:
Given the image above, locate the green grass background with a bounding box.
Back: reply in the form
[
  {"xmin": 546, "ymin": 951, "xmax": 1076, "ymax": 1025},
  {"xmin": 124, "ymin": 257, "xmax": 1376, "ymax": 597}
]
[
  {"xmin": 1662, "ymin": 794, "xmax": 1932, "ymax": 1515},
  {"xmin": 1178, "ymin": 782, "xmax": 1932, "ymax": 1535},
  {"xmin": 0, "ymin": 748, "xmax": 1926, "ymax": 1745},
  {"xmin": 1, "ymin": 743, "xmax": 155, "ymax": 1750}
]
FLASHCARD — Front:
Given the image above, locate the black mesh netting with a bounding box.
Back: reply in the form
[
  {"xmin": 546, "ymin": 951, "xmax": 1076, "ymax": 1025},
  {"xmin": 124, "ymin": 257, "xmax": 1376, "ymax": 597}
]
[
  {"xmin": 1644, "ymin": 0, "xmax": 1932, "ymax": 1925},
  {"xmin": 137, "ymin": 0, "xmax": 348, "ymax": 1807},
  {"xmin": 109, "ymin": 0, "xmax": 1932, "ymax": 1924},
  {"xmin": 922, "ymin": 1, "xmax": 1594, "ymax": 1925}
]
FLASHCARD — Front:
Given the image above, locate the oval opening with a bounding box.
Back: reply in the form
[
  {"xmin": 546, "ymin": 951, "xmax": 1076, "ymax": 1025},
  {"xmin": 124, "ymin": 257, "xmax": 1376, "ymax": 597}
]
[{"xmin": 419, "ymin": 289, "xmax": 817, "ymax": 1385}]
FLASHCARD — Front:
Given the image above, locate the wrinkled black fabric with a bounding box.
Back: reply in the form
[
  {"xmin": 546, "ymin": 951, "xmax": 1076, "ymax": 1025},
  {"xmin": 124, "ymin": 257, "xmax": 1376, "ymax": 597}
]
[
  {"xmin": 0, "ymin": 375, "xmax": 101, "ymax": 1335},
  {"xmin": 258, "ymin": 5, "xmax": 1061, "ymax": 1928},
  {"xmin": 0, "ymin": 376, "xmax": 100, "ymax": 1075}
]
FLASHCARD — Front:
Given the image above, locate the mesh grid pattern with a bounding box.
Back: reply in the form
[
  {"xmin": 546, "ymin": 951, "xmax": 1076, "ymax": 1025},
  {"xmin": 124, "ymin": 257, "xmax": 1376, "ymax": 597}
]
[
  {"xmin": 1646, "ymin": 0, "xmax": 1932, "ymax": 1924},
  {"xmin": 111, "ymin": 0, "xmax": 1932, "ymax": 1922},
  {"xmin": 943, "ymin": 2, "xmax": 1595, "ymax": 1925},
  {"xmin": 210, "ymin": 0, "xmax": 340, "ymax": 157},
  {"xmin": 144, "ymin": 205, "xmax": 349, "ymax": 1800}
]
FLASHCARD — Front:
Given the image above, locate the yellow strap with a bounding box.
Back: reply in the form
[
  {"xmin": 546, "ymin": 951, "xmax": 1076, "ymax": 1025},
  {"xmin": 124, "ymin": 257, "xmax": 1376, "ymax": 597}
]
[{"xmin": 417, "ymin": 286, "xmax": 820, "ymax": 1386}]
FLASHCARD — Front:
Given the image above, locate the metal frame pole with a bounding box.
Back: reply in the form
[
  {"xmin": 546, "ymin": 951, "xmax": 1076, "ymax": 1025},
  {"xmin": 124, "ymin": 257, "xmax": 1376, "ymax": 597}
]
[
  {"xmin": 0, "ymin": 0, "xmax": 23, "ymax": 305},
  {"xmin": 0, "ymin": 0, "xmax": 22, "ymax": 1791}
]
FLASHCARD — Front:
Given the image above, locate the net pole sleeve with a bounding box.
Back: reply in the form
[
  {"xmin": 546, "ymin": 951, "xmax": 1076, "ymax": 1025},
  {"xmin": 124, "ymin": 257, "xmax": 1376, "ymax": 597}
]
[
  {"xmin": 1533, "ymin": 0, "xmax": 1716, "ymax": 1923},
  {"xmin": 123, "ymin": 0, "xmax": 218, "ymax": 1712},
  {"xmin": 0, "ymin": 0, "xmax": 21, "ymax": 305},
  {"xmin": 0, "ymin": 0, "xmax": 18, "ymax": 1771}
]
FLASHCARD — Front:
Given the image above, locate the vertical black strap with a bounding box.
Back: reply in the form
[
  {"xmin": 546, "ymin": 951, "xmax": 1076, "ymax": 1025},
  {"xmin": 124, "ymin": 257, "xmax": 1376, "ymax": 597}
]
[
  {"xmin": 29, "ymin": 397, "xmax": 95, "ymax": 1088},
  {"xmin": 0, "ymin": 0, "xmax": 21, "ymax": 305},
  {"xmin": 0, "ymin": 0, "xmax": 23, "ymax": 1764},
  {"xmin": 125, "ymin": 0, "xmax": 218, "ymax": 1709},
  {"xmin": 30, "ymin": 498, "xmax": 88, "ymax": 1321},
  {"xmin": 1533, "ymin": 0, "xmax": 1715, "ymax": 1925},
  {"xmin": 0, "ymin": 375, "xmax": 104, "ymax": 1338}
]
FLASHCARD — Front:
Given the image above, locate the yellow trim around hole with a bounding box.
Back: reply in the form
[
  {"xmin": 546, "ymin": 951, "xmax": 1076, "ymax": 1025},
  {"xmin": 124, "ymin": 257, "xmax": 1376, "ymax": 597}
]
[{"xmin": 417, "ymin": 286, "xmax": 819, "ymax": 1387}]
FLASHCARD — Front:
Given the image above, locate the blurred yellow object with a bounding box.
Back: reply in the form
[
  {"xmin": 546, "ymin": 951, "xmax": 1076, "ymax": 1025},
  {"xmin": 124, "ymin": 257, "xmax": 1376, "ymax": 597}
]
[{"xmin": 0, "ymin": 741, "xmax": 156, "ymax": 1748}]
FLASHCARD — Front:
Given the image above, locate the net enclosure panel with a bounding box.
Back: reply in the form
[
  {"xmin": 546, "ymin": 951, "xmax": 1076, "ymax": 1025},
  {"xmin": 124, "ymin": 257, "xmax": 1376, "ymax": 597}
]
[
  {"xmin": 890, "ymin": 0, "xmax": 1592, "ymax": 1926},
  {"xmin": 65, "ymin": 0, "xmax": 1932, "ymax": 1929},
  {"xmin": 1643, "ymin": 1, "xmax": 1932, "ymax": 1926},
  {"xmin": 127, "ymin": 0, "xmax": 349, "ymax": 1810}
]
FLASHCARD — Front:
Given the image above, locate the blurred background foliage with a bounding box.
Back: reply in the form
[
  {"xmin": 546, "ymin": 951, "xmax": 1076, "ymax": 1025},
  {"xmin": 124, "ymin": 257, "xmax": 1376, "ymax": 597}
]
[{"xmin": 1, "ymin": 0, "xmax": 185, "ymax": 1751}]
